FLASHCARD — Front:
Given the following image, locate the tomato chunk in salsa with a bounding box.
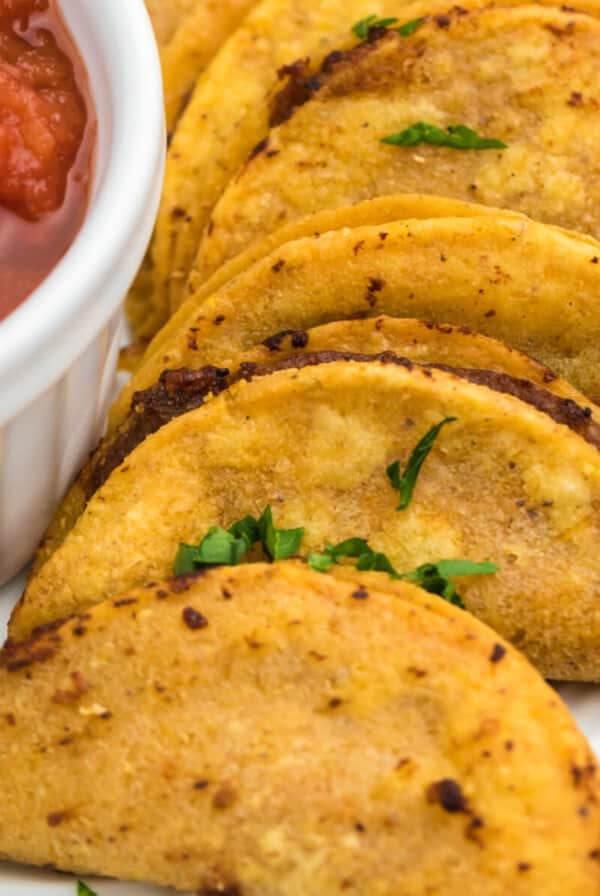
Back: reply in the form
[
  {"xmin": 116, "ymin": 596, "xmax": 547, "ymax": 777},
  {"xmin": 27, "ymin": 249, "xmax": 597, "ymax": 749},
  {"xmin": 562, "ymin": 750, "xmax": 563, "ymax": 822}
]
[{"xmin": 0, "ymin": 0, "xmax": 93, "ymax": 320}]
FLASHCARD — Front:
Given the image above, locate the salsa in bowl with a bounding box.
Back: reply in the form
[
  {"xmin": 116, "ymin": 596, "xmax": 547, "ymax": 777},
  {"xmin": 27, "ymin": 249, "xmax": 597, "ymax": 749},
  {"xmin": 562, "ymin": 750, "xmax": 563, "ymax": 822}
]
[{"xmin": 0, "ymin": 0, "xmax": 95, "ymax": 319}]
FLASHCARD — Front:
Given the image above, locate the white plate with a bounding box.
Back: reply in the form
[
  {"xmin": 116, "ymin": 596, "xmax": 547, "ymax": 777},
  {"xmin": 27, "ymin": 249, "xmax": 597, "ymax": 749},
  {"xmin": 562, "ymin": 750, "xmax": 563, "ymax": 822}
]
[{"xmin": 0, "ymin": 572, "xmax": 598, "ymax": 896}]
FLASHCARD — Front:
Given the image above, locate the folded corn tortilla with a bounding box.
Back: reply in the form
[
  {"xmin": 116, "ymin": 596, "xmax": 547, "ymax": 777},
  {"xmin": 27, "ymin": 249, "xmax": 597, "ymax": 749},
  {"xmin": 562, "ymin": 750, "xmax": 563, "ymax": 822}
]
[
  {"xmin": 194, "ymin": 6, "xmax": 600, "ymax": 284},
  {"xmin": 3, "ymin": 563, "xmax": 598, "ymax": 893},
  {"xmin": 17, "ymin": 356, "xmax": 600, "ymax": 680},
  {"xmin": 116, "ymin": 208, "xmax": 600, "ymax": 435}
]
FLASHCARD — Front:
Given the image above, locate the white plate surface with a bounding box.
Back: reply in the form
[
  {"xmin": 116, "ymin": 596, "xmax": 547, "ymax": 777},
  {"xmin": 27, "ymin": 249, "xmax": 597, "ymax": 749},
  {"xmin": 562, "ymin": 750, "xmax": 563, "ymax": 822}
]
[{"xmin": 0, "ymin": 572, "xmax": 598, "ymax": 895}]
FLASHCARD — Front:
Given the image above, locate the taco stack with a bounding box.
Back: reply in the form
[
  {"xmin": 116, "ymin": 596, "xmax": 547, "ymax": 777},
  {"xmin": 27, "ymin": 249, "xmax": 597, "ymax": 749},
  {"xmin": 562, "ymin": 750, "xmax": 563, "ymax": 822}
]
[
  {"xmin": 3, "ymin": 0, "xmax": 600, "ymax": 891},
  {"xmin": 133, "ymin": 0, "xmax": 600, "ymax": 336}
]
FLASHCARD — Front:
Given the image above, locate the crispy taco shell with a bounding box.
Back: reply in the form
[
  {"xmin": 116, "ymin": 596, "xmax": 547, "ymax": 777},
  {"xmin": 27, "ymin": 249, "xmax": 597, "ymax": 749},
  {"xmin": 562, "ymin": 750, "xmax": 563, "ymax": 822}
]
[
  {"xmin": 34, "ymin": 316, "xmax": 597, "ymax": 577},
  {"xmin": 1, "ymin": 563, "xmax": 598, "ymax": 893},
  {"xmin": 16, "ymin": 357, "xmax": 600, "ymax": 680},
  {"xmin": 158, "ymin": 194, "xmax": 513, "ymax": 361},
  {"xmin": 195, "ymin": 6, "xmax": 600, "ymax": 283},
  {"xmin": 116, "ymin": 209, "xmax": 600, "ymax": 433},
  {"xmin": 141, "ymin": 0, "xmax": 380, "ymax": 334},
  {"xmin": 128, "ymin": 0, "xmax": 259, "ymax": 336}
]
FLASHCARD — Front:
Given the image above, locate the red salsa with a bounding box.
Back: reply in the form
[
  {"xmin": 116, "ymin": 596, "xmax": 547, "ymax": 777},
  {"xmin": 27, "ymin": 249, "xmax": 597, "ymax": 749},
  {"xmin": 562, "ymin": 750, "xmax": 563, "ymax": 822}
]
[{"xmin": 0, "ymin": 0, "xmax": 94, "ymax": 320}]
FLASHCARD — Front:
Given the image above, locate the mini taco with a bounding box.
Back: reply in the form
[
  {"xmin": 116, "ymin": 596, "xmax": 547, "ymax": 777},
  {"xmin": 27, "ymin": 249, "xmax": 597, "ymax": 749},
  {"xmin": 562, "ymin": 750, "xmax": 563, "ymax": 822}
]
[
  {"xmin": 195, "ymin": 6, "xmax": 600, "ymax": 282},
  {"xmin": 159, "ymin": 193, "xmax": 511, "ymax": 359},
  {"xmin": 128, "ymin": 0, "xmax": 259, "ymax": 338},
  {"xmin": 115, "ymin": 208, "xmax": 600, "ymax": 434},
  {"xmin": 2, "ymin": 563, "xmax": 598, "ymax": 892},
  {"xmin": 17, "ymin": 355, "xmax": 600, "ymax": 680},
  {"xmin": 141, "ymin": 0, "xmax": 378, "ymax": 335},
  {"xmin": 33, "ymin": 315, "xmax": 597, "ymax": 576}
]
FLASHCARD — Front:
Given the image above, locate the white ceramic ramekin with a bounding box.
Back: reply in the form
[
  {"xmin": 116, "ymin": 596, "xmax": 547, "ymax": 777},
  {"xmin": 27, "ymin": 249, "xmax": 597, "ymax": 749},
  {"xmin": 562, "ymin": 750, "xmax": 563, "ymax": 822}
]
[{"xmin": 0, "ymin": 0, "xmax": 165, "ymax": 584}]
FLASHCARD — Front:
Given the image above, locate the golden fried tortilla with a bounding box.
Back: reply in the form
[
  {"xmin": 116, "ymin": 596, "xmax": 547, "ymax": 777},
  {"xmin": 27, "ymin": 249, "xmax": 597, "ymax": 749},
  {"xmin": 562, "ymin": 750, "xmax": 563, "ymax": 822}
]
[
  {"xmin": 1, "ymin": 563, "xmax": 598, "ymax": 893},
  {"xmin": 157, "ymin": 193, "xmax": 511, "ymax": 360},
  {"xmin": 144, "ymin": 0, "xmax": 198, "ymax": 46},
  {"xmin": 195, "ymin": 6, "xmax": 600, "ymax": 283},
  {"xmin": 16, "ymin": 357, "xmax": 600, "ymax": 680},
  {"xmin": 129, "ymin": 0, "xmax": 258, "ymax": 335},
  {"xmin": 162, "ymin": 0, "xmax": 257, "ymax": 135},
  {"xmin": 115, "ymin": 208, "xmax": 600, "ymax": 434},
  {"xmin": 34, "ymin": 316, "xmax": 597, "ymax": 578}
]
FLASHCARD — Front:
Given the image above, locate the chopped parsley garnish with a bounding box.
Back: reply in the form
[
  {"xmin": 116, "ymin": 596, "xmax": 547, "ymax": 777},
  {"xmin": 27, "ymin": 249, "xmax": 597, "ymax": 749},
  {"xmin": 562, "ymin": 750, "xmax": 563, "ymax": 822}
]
[
  {"xmin": 257, "ymin": 505, "xmax": 305, "ymax": 561},
  {"xmin": 174, "ymin": 527, "xmax": 250, "ymax": 574},
  {"xmin": 402, "ymin": 559, "xmax": 498, "ymax": 608},
  {"xmin": 77, "ymin": 883, "xmax": 98, "ymax": 896},
  {"xmin": 174, "ymin": 506, "xmax": 304, "ymax": 573},
  {"xmin": 352, "ymin": 14, "xmax": 426, "ymax": 39},
  {"xmin": 352, "ymin": 14, "xmax": 399, "ymax": 37},
  {"xmin": 308, "ymin": 539, "xmax": 496, "ymax": 608},
  {"xmin": 396, "ymin": 16, "xmax": 426, "ymax": 36},
  {"xmin": 382, "ymin": 121, "xmax": 507, "ymax": 150},
  {"xmin": 387, "ymin": 417, "xmax": 457, "ymax": 510},
  {"xmin": 308, "ymin": 537, "xmax": 373, "ymax": 572}
]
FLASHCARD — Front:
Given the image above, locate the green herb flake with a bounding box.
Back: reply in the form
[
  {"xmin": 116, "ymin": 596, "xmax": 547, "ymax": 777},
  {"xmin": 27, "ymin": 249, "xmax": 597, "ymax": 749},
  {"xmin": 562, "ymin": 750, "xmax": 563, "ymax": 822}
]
[
  {"xmin": 174, "ymin": 526, "xmax": 251, "ymax": 574},
  {"xmin": 307, "ymin": 551, "xmax": 336, "ymax": 572},
  {"xmin": 174, "ymin": 507, "xmax": 304, "ymax": 573},
  {"xmin": 258, "ymin": 505, "xmax": 305, "ymax": 561},
  {"xmin": 173, "ymin": 543, "xmax": 202, "ymax": 576},
  {"xmin": 352, "ymin": 14, "xmax": 426, "ymax": 39},
  {"xmin": 308, "ymin": 538, "xmax": 372, "ymax": 572},
  {"xmin": 229, "ymin": 515, "xmax": 261, "ymax": 549},
  {"xmin": 387, "ymin": 417, "xmax": 457, "ymax": 511},
  {"xmin": 309, "ymin": 538, "xmax": 400, "ymax": 577},
  {"xmin": 308, "ymin": 537, "xmax": 497, "ymax": 609},
  {"xmin": 402, "ymin": 560, "xmax": 498, "ymax": 608},
  {"xmin": 382, "ymin": 121, "xmax": 507, "ymax": 150},
  {"xmin": 396, "ymin": 16, "xmax": 426, "ymax": 36},
  {"xmin": 352, "ymin": 14, "xmax": 399, "ymax": 38},
  {"xmin": 330, "ymin": 537, "xmax": 373, "ymax": 559},
  {"xmin": 355, "ymin": 550, "xmax": 400, "ymax": 577},
  {"xmin": 77, "ymin": 883, "xmax": 98, "ymax": 896}
]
